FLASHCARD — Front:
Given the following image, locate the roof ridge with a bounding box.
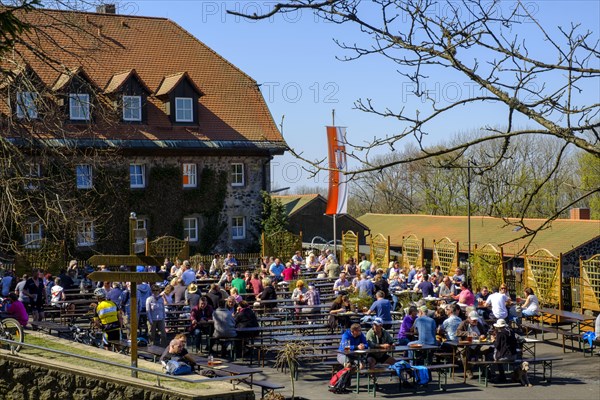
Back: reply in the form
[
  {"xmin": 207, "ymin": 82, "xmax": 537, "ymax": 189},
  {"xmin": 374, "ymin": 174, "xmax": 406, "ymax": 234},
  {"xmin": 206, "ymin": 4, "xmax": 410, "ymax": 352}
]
[{"xmin": 35, "ymin": 6, "xmax": 170, "ymax": 21}]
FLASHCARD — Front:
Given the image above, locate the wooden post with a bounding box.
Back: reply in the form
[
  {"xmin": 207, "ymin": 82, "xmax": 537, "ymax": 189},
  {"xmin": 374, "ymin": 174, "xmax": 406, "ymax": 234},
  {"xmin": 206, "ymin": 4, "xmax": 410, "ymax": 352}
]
[
  {"xmin": 500, "ymin": 246, "xmax": 505, "ymax": 285},
  {"xmin": 386, "ymin": 235, "xmax": 390, "ymax": 268},
  {"xmin": 455, "ymin": 242, "xmax": 460, "ymax": 268},
  {"xmin": 559, "ymin": 253, "xmax": 563, "ymax": 310},
  {"xmin": 88, "ymin": 270, "xmax": 162, "ymax": 379},
  {"xmin": 420, "ymin": 238, "xmax": 425, "ymax": 269},
  {"xmin": 130, "ymin": 281, "xmax": 138, "ymax": 377}
]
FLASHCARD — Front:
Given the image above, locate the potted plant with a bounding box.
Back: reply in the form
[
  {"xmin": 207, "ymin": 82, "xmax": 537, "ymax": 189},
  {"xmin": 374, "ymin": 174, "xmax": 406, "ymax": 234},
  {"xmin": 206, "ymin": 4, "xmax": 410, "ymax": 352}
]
[{"xmin": 273, "ymin": 341, "xmax": 313, "ymax": 400}]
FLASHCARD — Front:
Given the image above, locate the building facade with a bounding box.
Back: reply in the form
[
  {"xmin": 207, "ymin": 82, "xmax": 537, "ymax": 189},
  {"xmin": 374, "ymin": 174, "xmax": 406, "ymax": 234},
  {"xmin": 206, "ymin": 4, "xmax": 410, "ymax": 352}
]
[{"xmin": 0, "ymin": 6, "xmax": 285, "ymax": 257}]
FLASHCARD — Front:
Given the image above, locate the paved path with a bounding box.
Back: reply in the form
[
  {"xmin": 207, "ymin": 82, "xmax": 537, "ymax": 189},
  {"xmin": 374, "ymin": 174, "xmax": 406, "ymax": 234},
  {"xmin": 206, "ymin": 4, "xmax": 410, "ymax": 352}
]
[{"xmin": 256, "ymin": 338, "xmax": 600, "ymax": 400}]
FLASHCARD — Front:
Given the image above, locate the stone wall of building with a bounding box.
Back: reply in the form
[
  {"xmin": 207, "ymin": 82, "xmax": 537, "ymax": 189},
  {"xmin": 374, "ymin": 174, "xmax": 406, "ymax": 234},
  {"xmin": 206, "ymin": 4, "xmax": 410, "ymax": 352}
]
[
  {"xmin": 101, "ymin": 155, "xmax": 270, "ymax": 254},
  {"xmin": 0, "ymin": 355, "xmax": 254, "ymax": 400}
]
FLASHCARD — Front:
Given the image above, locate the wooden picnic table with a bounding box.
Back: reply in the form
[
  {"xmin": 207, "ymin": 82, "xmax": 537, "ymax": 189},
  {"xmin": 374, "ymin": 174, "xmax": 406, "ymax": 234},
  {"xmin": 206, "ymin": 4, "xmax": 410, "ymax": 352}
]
[{"xmin": 187, "ymin": 353, "xmax": 262, "ymax": 385}]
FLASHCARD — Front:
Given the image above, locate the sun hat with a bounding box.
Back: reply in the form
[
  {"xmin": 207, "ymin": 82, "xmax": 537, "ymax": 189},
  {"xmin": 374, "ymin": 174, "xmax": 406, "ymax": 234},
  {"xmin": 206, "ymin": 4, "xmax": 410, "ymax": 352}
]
[
  {"xmin": 372, "ymin": 317, "xmax": 384, "ymax": 326},
  {"xmin": 188, "ymin": 283, "xmax": 198, "ymax": 294},
  {"xmin": 468, "ymin": 311, "xmax": 479, "ymax": 321},
  {"xmin": 493, "ymin": 318, "xmax": 508, "ymax": 328}
]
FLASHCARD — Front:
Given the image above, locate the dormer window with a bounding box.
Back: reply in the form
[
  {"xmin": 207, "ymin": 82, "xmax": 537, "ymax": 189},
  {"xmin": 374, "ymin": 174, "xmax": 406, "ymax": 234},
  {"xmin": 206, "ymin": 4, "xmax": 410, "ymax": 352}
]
[
  {"xmin": 155, "ymin": 72, "xmax": 203, "ymax": 125},
  {"xmin": 123, "ymin": 95, "xmax": 142, "ymax": 121},
  {"xmin": 16, "ymin": 91, "xmax": 38, "ymax": 119},
  {"xmin": 69, "ymin": 93, "xmax": 90, "ymax": 120},
  {"xmin": 175, "ymin": 97, "xmax": 193, "ymax": 122},
  {"xmin": 105, "ymin": 70, "xmax": 150, "ymax": 123}
]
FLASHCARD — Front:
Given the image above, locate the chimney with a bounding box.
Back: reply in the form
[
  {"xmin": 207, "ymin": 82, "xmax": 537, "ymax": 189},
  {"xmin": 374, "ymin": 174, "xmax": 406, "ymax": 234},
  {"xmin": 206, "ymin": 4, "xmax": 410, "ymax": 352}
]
[
  {"xmin": 96, "ymin": 4, "xmax": 116, "ymax": 14},
  {"xmin": 570, "ymin": 208, "xmax": 591, "ymax": 220}
]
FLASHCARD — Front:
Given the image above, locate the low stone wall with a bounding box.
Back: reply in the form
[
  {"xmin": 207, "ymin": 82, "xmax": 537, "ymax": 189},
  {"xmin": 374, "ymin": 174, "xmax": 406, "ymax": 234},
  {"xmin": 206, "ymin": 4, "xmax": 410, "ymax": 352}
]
[{"xmin": 0, "ymin": 355, "xmax": 254, "ymax": 400}]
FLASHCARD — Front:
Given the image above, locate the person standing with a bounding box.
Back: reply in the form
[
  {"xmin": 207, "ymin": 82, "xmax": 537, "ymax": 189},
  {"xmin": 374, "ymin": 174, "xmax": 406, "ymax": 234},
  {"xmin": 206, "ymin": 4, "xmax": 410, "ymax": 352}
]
[
  {"xmin": 490, "ymin": 319, "xmax": 518, "ymax": 382},
  {"xmin": 1, "ymin": 271, "xmax": 14, "ymax": 297},
  {"xmin": 93, "ymin": 288, "xmax": 122, "ymax": 349},
  {"xmin": 146, "ymin": 285, "xmax": 167, "ymax": 347},
  {"xmin": 23, "ymin": 269, "xmax": 45, "ymax": 322}
]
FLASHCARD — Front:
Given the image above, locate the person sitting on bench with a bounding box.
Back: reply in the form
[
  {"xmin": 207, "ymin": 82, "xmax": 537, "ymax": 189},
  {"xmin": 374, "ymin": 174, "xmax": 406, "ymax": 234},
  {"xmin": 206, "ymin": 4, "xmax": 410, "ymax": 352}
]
[{"xmin": 366, "ymin": 317, "xmax": 396, "ymax": 368}]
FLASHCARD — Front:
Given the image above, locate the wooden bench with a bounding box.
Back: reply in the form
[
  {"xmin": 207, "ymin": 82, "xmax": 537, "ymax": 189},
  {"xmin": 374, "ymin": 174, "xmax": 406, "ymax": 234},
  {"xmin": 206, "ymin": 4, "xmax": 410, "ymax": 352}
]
[
  {"xmin": 251, "ymin": 380, "xmax": 285, "ymax": 398},
  {"xmin": 356, "ymin": 362, "xmax": 456, "ymax": 397},
  {"xmin": 470, "ymin": 356, "xmax": 562, "ymax": 386},
  {"xmin": 29, "ymin": 320, "xmax": 71, "ymax": 338},
  {"xmin": 521, "ymin": 322, "xmax": 567, "ymax": 341}
]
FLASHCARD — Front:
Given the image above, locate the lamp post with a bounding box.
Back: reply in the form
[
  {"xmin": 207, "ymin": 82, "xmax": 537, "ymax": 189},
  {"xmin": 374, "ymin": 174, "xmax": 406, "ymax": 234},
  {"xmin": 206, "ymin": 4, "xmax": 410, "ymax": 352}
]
[
  {"xmin": 129, "ymin": 212, "xmax": 137, "ymax": 256},
  {"xmin": 467, "ymin": 160, "xmax": 472, "ymax": 280}
]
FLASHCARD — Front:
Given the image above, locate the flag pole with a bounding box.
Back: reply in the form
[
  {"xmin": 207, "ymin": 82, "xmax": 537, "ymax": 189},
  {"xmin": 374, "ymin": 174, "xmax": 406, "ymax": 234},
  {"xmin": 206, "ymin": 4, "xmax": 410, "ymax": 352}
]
[{"xmin": 331, "ymin": 109, "xmax": 337, "ymax": 261}]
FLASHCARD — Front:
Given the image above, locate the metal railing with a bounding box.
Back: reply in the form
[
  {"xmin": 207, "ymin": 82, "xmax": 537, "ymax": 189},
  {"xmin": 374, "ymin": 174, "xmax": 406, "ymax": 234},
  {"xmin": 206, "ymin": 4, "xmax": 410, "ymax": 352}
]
[{"xmin": 0, "ymin": 338, "xmax": 250, "ymax": 388}]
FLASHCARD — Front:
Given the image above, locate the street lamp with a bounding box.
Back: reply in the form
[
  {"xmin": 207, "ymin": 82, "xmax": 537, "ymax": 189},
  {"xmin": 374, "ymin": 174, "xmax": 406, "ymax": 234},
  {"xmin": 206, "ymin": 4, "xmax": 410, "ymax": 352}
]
[
  {"xmin": 129, "ymin": 212, "xmax": 137, "ymax": 256},
  {"xmin": 466, "ymin": 159, "xmax": 477, "ymax": 281}
]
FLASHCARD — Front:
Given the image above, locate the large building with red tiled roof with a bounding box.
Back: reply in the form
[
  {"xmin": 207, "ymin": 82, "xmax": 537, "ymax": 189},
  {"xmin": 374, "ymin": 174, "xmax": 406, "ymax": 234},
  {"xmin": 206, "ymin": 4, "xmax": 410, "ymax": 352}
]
[{"xmin": 0, "ymin": 6, "xmax": 286, "ymax": 256}]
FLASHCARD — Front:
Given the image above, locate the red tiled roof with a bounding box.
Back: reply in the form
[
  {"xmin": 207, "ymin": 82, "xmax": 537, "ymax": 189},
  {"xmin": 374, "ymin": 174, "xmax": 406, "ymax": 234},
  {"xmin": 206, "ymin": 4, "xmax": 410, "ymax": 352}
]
[
  {"xmin": 104, "ymin": 69, "xmax": 150, "ymax": 94},
  {"xmin": 3, "ymin": 8, "xmax": 285, "ymax": 150},
  {"xmin": 155, "ymin": 72, "xmax": 202, "ymax": 97}
]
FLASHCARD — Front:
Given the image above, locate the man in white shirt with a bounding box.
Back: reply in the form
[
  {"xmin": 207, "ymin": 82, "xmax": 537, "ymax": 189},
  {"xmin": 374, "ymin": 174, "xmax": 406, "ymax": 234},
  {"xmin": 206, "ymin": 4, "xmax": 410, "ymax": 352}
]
[{"xmin": 485, "ymin": 284, "xmax": 510, "ymax": 320}]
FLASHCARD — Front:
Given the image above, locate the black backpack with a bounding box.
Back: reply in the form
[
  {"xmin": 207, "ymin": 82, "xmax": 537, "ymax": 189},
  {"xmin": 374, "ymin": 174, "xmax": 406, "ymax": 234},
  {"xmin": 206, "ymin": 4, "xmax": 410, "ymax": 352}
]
[{"xmin": 329, "ymin": 367, "xmax": 352, "ymax": 394}]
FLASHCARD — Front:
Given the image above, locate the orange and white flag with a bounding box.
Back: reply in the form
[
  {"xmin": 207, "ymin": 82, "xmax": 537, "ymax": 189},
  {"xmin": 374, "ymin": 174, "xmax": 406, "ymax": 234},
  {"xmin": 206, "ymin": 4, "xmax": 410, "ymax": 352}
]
[{"xmin": 325, "ymin": 126, "xmax": 348, "ymax": 215}]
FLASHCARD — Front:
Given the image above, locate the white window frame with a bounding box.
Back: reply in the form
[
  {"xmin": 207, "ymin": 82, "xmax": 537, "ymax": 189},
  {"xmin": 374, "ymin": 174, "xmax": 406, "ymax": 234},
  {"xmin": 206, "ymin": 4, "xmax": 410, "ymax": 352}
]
[
  {"xmin": 183, "ymin": 217, "xmax": 198, "ymax": 242},
  {"xmin": 182, "ymin": 163, "xmax": 197, "ymax": 188},
  {"xmin": 77, "ymin": 221, "xmax": 95, "ymax": 247},
  {"xmin": 123, "ymin": 95, "xmax": 142, "ymax": 121},
  {"xmin": 69, "ymin": 93, "xmax": 90, "ymax": 121},
  {"xmin": 24, "ymin": 163, "xmax": 41, "ymax": 190},
  {"xmin": 175, "ymin": 97, "xmax": 193, "ymax": 122},
  {"xmin": 231, "ymin": 216, "xmax": 246, "ymax": 240},
  {"xmin": 231, "ymin": 163, "xmax": 245, "ymax": 187},
  {"xmin": 135, "ymin": 218, "xmax": 147, "ymax": 230},
  {"xmin": 129, "ymin": 164, "xmax": 146, "ymax": 188},
  {"xmin": 76, "ymin": 164, "xmax": 93, "ymax": 189},
  {"xmin": 16, "ymin": 91, "xmax": 38, "ymax": 119},
  {"xmin": 24, "ymin": 221, "xmax": 43, "ymax": 248}
]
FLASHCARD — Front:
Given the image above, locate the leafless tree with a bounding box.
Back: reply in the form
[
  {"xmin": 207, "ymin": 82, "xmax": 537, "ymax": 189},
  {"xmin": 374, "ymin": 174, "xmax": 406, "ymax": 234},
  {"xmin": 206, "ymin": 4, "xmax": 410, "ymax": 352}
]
[
  {"xmin": 0, "ymin": 1, "xmax": 128, "ymax": 258},
  {"xmin": 231, "ymin": 0, "xmax": 600, "ymax": 245}
]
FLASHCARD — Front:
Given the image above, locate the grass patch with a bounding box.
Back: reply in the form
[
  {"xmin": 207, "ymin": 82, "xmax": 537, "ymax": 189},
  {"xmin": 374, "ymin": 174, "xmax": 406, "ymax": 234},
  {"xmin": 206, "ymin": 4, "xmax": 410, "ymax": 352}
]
[{"xmin": 23, "ymin": 335, "xmax": 209, "ymax": 390}]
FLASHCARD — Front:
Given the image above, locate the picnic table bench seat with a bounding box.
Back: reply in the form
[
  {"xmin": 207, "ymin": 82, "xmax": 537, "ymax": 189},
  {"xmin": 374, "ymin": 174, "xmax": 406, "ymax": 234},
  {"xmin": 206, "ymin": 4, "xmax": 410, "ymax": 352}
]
[
  {"xmin": 29, "ymin": 320, "xmax": 72, "ymax": 338},
  {"xmin": 469, "ymin": 356, "xmax": 562, "ymax": 386}
]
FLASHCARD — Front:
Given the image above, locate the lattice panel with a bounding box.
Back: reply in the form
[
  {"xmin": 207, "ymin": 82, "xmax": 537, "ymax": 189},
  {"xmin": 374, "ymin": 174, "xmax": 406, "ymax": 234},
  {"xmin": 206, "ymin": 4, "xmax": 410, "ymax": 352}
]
[
  {"xmin": 471, "ymin": 243, "xmax": 504, "ymax": 293},
  {"xmin": 263, "ymin": 231, "xmax": 302, "ymax": 260},
  {"xmin": 341, "ymin": 231, "xmax": 359, "ymax": 263},
  {"xmin": 402, "ymin": 234, "xmax": 422, "ymax": 270},
  {"xmin": 370, "ymin": 233, "xmax": 389, "ymax": 270},
  {"xmin": 17, "ymin": 240, "xmax": 65, "ymax": 275},
  {"xmin": 580, "ymin": 254, "xmax": 600, "ymax": 312},
  {"xmin": 148, "ymin": 236, "xmax": 189, "ymax": 261},
  {"xmin": 525, "ymin": 248, "xmax": 561, "ymax": 309},
  {"xmin": 432, "ymin": 237, "xmax": 457, "ymax": 276}
]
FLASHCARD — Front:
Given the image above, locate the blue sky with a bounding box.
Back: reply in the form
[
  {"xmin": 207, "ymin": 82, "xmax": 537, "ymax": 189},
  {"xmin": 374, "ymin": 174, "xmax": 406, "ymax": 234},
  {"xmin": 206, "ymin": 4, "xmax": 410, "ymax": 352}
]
[{"xmin": 128, "ymin": 1, "xmax": 600, "ymax": 191}]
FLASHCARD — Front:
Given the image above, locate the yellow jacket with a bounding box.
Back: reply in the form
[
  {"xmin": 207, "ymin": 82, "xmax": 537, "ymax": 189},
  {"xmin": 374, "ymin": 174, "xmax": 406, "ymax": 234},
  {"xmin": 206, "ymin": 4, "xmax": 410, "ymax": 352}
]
[{"xmin": 96, "ymin": 300, "xmax": 119, "ymax": 326}]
